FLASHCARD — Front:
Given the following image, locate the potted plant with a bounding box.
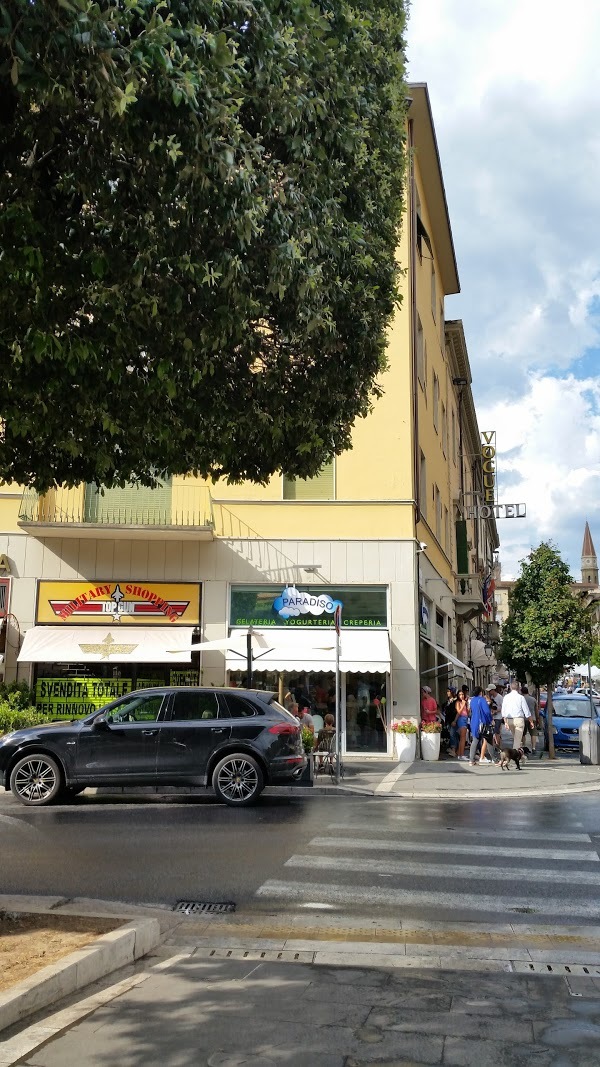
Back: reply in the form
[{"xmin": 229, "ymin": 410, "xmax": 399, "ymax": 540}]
[
  {"xmin": 420, "ymin": 721, "xmax": 442, "ymax": 761},
  {"xmin": 392, "ymin": 719, "xmax": 418, "ymax": 762}
]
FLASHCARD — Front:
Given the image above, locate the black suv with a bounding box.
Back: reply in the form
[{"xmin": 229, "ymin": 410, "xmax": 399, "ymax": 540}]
[{"xmin": 0, "ymin": 688, "xmax": 306, "ymax": 807}]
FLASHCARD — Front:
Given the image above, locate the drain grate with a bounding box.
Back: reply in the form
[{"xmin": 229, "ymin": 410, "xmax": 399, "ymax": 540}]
[
  {"xmin": 513, "ymin": 961, "xmax": 600, "ymax": 976},
  {"xmin": 173, "ymin": 901, "xmax": 236, "ymax": 916},
  {"xmin": 193, "ymin": 947, "xmax": 313, "ymax": 963}
]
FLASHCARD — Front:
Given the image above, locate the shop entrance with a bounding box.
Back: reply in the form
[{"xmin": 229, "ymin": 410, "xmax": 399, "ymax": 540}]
[{"xmin": 228, "ymin": 669, "xmax": 389, "ymax": 754}]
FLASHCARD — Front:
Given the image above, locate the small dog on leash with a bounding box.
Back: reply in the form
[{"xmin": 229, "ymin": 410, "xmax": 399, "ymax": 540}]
[{"xmin": 500, "ymin": 747, "xmax": 524, "ymax": 770}]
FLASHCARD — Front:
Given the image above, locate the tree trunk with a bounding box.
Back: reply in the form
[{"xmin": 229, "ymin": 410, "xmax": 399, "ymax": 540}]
[{"xmin": 546, "ymin": 679, "xmax": 556, "ymax": 760}]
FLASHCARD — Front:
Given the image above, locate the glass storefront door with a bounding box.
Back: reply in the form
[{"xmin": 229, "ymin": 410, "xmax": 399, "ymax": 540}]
[{"xmin": 345, "ymin": 672, "xmax": 388, "ymax": 753}]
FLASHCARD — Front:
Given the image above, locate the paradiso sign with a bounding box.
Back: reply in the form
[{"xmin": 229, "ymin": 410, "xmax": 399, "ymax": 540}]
[{"xmin": 464, "ymin": 431, "xmax": 527, "ymax": 520}]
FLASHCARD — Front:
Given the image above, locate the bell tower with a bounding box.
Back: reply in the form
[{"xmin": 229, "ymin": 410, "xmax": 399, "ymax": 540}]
[{"xmin": 581, "ymin": 521, "xmax": 598, "ymax": 586}]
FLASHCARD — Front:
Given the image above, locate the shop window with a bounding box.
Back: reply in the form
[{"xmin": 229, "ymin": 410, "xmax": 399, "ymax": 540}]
[
  {"xmin": 222, "ymin": 694, "xmax": 259, "ymax": 718},
  {"xmin": 283, "ymin": 460, "xmax": 335, "ymax": 500},
  {"xmin": 171, "ymin": 691, "xmax": 218, "ymax": 720}
]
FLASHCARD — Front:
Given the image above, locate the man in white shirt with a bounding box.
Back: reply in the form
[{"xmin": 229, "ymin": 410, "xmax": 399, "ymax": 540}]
[{"xmin": 502, "ymin": 682, "xmax": 531, "ymax": 750}]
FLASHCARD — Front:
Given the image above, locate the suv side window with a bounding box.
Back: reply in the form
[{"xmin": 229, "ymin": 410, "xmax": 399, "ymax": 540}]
[
  {"xmin": 108, "ymin": 694, "xmax": 165, "ymax": 723},
  {"xmin": 221, "ymin": 694, "xmax": 260, "ymax": 718},
  {"xmin": 171, "ymin": 691, "xmax": 219, "ymax": 721}
]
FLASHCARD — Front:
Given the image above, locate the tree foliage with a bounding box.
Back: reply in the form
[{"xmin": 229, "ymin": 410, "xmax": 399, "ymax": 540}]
[
  {"xmin": 0, "ymin": 0, "xmax": 408, "ymax": 491},
  {"xmin": 499, "ymin": 542, "xmax": 590, "ymax": 686}
]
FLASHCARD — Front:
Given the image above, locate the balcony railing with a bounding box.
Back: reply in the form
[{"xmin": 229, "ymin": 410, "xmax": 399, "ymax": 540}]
[
  {"xmin": 18, "ymin": 484, "xmax": 213, "ymax": 531},
  {"xmin": 454, "ymin": 574, "xmax": 484, "ymax": 620}
]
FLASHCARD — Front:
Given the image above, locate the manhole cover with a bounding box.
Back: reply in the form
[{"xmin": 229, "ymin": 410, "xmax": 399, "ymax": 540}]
[{"xmin": 173, "ymin": 901, "xmax": 236, "ymax": 915}]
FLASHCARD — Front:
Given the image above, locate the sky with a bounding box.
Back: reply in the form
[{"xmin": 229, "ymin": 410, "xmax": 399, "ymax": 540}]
[{"xmin": 407, "ymin": 0, "xmax": 600, "ymax": 580}]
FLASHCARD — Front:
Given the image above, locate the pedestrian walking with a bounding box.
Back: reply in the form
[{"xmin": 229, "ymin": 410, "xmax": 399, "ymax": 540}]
[
  {"xmin": 468, "ymin": 686, "xmax": 495, "ymax": 765},
  {"xmin": 521, "ymin": 686, "xmax": 539, "ymax": 754},
  {"xmin": 454, "ymin": 689, "xmax": 469, "ymax": 761},
  {"xmin": 502, "ymin": 682, "xmax": 530, "ymax": 750},
  {"xmin": 444, "ymin": 686, "xmax": 459, "ymax": 756}
]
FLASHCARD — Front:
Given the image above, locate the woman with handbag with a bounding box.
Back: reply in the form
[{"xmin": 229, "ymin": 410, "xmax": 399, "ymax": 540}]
[{"xmin": 468, "ymin": 686, "xmax": 494, "ymax": 765}]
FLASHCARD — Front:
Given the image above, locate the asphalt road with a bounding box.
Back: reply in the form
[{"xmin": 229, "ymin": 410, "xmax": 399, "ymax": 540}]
[{"xmin": 3, "ymin": 787, "xmax": 600, "ymax": 926}]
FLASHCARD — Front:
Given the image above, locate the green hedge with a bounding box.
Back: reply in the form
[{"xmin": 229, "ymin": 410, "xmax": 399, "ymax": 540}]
[{"xmin": 0, "ymin": 695, "xmax": 45, "ymax": 735}]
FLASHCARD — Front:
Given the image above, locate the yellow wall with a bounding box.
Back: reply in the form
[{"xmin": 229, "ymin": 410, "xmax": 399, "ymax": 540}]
[{"xmin": 213, "ymin": 501, "xmax": 416, "ymax": 541}]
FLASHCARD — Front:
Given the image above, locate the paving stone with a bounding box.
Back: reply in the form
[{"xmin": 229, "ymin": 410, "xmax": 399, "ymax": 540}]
[
  {"xmin": 363, "ymin": 1009, "xmax": 533, "ymax": 1042},
  {"xmin": 442, "ymin": 1037, "xmax": 554, "ymax": 1067}
]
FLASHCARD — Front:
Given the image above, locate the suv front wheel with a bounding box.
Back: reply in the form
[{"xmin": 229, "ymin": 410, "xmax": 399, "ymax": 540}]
[
  {"xmin": 212, "ymin": 753, "xmax": 264, "ymax": 807},
  {"xmin": 10, "ymin": 753, "xmax": 63, "ymax": 806}
]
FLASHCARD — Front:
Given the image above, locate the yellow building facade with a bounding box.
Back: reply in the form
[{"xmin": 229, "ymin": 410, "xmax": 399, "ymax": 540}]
[{"xmin": 0, "ymin": 84, "xmax": 499, "ymax": 755}]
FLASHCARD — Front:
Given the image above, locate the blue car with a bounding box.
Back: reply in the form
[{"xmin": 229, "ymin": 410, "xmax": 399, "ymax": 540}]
[{"xmin": 541, "ymin": 694, "xmax": 600, "ymax": 749}]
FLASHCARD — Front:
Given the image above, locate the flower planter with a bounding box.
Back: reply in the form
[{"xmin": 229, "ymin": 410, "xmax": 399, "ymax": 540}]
[
  {"xmin": 420, "ymin": 731, "xmax": 441, "ymax": 761},
  {"xmin": 395, "ymin": 732, "xmax": 417, "ymax": 763}
]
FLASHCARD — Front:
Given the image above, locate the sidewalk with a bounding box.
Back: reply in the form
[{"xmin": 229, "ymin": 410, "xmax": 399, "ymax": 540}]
[
  {"xmin": 6, "ymin": 906, "xmax": 600, "ymax": 1066},
  {"xmin": 307, "ymin": 753, "xmax": 600, "ymax": 799}
]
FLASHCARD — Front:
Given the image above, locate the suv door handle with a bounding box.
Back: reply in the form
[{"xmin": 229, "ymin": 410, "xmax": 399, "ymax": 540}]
[
  {"xmin": 210, "ymin": 727, "xmax": 227, "ymax": 734},
  {"xmin": 141, "ymin": 729, "xmax": 158, "ymax": 736}
]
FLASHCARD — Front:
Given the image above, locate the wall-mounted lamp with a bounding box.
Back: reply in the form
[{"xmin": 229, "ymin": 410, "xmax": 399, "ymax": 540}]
[
  {"xmin": 452, "ymin": 377, "xmax": 468, "ymax": 386},
  {"xmin": 296, "ymin": 564, "xmax": 322, "ymax": 574},
  {"xmin": 416, "ymin": 542, "xmax": 427, "ymax": 554}
]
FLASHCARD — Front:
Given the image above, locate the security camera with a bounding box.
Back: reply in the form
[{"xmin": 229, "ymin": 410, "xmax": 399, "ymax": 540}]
[{"xmin": 417, "ymin": 542, "xmax": 427, "ymax": 552}]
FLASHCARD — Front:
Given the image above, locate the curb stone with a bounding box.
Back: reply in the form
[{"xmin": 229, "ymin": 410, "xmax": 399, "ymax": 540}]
[{"xmin": 0, "ymin": 914, "xmax": 160, "ymax": 1034}]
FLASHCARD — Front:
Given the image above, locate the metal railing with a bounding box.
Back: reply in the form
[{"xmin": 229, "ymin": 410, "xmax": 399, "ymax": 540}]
[{"xmin": 19, "ymin": 484, "xmax": 213, "ymax": 529}]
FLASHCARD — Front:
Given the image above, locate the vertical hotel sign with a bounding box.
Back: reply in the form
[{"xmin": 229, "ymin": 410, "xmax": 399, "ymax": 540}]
[{"xmin": 481, "ymin": 431, "xmax": 496, "ymax": 505}]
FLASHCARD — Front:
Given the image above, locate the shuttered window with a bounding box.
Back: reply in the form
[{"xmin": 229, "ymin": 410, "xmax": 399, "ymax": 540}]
[
  {"xmin": 283, "ymin": 461, "xmax": 335, "ymax": 500},
  {"xmin": 84, "ymin": 477, "xmax": 173, "ymax": 525}
]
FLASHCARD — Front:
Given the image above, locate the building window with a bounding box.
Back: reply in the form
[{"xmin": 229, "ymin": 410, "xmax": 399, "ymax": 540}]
[
  {"xmin": 434, "ymin": 484, "xmax": 442, "ymax": 542},
  {"xmin": 444, "ymin": 505, "xmax": 450, "ymax": 553},
  {"xmin": 417, "ymin": 315, "xmax": 425, "ymax": 389},
  {"xmin": 451, "ymin": 409, "xmax": 457, "ymax": 466},
  {"xmin": 433, "ymin": 373, "xmax": 439, "ymax": 433},
  {"xmin": 436, "ymin": 609, "xmax": 445, "ymax": 646},
  {"xmin": 419, "ymin": 451, "xmax": 427, "ymax": 520},
  {"xmin": 283, "ymin": 460, "xmax": 335, "ymax": 500},
  {"xmin": 431, "ymin": 264, "xmax": 436, "ymax": 320},
  {"xmin": 440, "ymin": 301, "xmax": 444, "ymax": 348},
  {"xmin": 84, "ymin": 477, "xmax": 172, "ymax": 525},
  {"xmin": 441, "ymin": 402, "xmax": 447, "ymax": 456}
]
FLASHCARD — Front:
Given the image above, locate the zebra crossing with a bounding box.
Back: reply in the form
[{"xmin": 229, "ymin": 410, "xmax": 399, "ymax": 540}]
[{"xmin": 255, "ymin": 802, "xmax": 600, "ymax": 923}]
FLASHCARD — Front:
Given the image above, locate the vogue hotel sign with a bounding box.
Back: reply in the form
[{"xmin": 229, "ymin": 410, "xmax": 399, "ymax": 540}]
[{"xmin": 464, "ymin": 431, "xmax": 527, "ymax": 520}]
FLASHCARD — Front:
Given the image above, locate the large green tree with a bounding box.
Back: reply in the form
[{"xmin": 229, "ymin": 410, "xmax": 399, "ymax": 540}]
[
  {"xmin": 499, "ymin": 542, "xmax": 590, "ymax": 758},
  {"xmin": 0, "ymin": 0, "xmax": 407, "ymax": 491}
]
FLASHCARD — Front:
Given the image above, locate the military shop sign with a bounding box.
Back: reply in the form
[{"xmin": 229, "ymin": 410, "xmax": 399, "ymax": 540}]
[{"xmin": 36, "ymin": 581, "xmax": 200, "ymax": 625}]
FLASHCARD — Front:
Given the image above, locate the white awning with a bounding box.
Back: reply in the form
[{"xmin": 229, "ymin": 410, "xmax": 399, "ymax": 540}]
[
  {"xmin": 18, "ymin": 626, "xmax": 194, "ymax": 664},
  {"xmin": 421, "ymin": 637, "xmax": 473, "ymax": 680},
  {"xmin": 226, "ymin": 629, "xmax": 390, "ymax": 674}
]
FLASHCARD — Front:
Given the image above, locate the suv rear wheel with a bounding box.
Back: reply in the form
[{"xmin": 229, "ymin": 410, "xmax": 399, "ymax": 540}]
[
  {"xmin": 212, "ymin": 753, "xmax": 264, "ymax": 807},
  {"xmin": 10, "ymin": 754, "xmax": 63, "ymax": 806}
]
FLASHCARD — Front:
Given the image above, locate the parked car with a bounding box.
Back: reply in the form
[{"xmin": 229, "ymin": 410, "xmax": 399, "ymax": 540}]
[
  {"xmin": 574, "ymin": 687, "xmax": 600, "ymax": 705},
  {"xmin": 0, "ymin": 688, "xmax": 306, "ymax": 807},
  {"xmin": 540, "ymin": 693, "xmax": 600, "ymax": 750}
]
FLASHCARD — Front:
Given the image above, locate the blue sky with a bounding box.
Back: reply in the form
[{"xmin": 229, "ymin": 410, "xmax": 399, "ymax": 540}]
[{"xmin": 408, "ymin": 0, "xmax": 600, "ymax": 579}]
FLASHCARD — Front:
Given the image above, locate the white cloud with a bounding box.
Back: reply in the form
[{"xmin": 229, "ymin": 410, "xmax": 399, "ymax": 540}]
[
  {"xmin": 407, "ymin": 1, "xmax": 600, "ymax": 578},
  {"xmin": 479, "ymin": 374, "xmax": 600, "ymax": 577}
]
